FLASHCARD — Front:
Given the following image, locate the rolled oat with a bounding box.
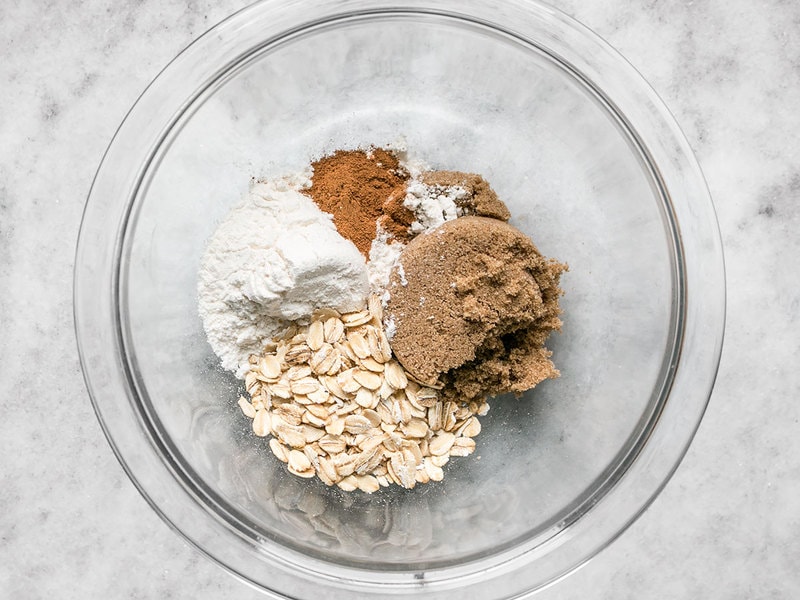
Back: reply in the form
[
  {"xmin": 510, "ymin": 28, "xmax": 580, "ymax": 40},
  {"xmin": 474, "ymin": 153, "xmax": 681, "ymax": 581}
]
[{"xmin": 239, "ymin": 296, "xmax": 486, "ymax": 492}]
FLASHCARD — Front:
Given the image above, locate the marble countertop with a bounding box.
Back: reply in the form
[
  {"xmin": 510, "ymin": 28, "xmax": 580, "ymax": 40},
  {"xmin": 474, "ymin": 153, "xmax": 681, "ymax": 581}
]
[{"xmin": 2, "ymin": 0, "xmax": 798, "ymax": 598}]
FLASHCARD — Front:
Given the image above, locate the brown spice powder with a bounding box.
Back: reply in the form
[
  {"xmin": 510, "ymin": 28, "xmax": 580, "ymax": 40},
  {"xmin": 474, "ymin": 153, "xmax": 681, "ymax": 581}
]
[{"xmin": 304, "ymin": 148, "xmax": 412, "ymax": 256}]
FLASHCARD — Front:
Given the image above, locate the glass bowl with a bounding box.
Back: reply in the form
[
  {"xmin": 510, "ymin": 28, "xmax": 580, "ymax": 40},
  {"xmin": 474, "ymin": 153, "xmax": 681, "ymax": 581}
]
[{"xmin": 74, "ymin": 0, "xmax": 725, "ymax": 597}]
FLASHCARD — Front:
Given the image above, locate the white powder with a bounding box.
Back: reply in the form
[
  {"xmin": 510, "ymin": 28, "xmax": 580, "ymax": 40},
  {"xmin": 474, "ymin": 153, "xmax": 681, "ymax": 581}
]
[
  {"xmin": 198, "ymin": 173, "xmax": 368, "ymax": 377},
  {"xmin": 395, "ymin": 261, "xmax": 408, "ymax": 286},
  {"xmin": 385, "ymin": 144, "xmax": 470, "ymax": 237},
  {"xmin": 384, "ymin": 315, "xmax": 397, "ymax": 340},
  {"xmin": 366, "ymin": 228, "xmax": 404, "ymax": 293},
  {"xmin": 403, "ymin": 180, "xmax": 470, "ymax": 235}
]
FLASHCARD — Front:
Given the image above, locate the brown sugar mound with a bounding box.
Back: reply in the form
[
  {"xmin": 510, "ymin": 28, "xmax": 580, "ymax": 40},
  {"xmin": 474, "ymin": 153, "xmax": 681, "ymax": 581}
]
[
  {"xmin": 420, "ymin": 171, "xmax": 511, "ymax": 221},
  {"xmin": 385, "ymin": 216, "xmax": 566, "ymax": 402},
  {"xmin": 304, "ymin": 148, "xmax": 412, "ymax": 256}
]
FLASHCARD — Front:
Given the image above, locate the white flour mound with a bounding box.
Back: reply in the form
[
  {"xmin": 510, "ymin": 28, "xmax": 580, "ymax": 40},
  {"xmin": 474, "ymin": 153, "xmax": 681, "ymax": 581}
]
[{"xmin": 198, "ymin": 173, "xmax": 368, "ymax": 377}]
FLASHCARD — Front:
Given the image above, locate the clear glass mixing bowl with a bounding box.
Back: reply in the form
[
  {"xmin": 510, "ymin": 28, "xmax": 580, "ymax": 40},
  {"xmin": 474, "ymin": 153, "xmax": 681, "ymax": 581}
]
[{"xmin": 74, "ymin": 0, "xmax": 725, "ymax": 597}]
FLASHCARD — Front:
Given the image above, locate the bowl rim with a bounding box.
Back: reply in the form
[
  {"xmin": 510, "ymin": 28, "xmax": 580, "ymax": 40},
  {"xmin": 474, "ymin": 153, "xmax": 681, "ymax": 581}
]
[{"xmin": 74, "ymin": 0, "xmax": 726, "ymax": 598}]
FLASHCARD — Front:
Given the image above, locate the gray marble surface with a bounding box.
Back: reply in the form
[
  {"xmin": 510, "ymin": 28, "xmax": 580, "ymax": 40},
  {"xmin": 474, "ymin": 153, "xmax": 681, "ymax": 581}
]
[{"xmin": 1, "ymin": 0, "xmax": 798, "ymax": 598}]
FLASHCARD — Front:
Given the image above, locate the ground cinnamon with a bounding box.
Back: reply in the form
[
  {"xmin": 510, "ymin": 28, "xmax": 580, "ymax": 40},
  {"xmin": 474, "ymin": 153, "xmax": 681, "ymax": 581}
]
[{"xmin": 304, "ymin": 148, "xmax": 412, "ymax": 256}]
